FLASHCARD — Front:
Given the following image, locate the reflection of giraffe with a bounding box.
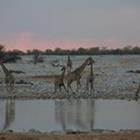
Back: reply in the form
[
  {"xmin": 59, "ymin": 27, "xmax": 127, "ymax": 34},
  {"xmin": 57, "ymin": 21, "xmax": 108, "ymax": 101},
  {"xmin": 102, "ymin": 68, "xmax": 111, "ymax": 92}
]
[
  {"xmin": 66, "ymin": 57, "xmax": 93, "ymax": 91},
  {"xmin": 55, "ymin": 99, "xmax": 95, "ymax": 131},
  {"xmin": 89, "ymin": 100, "xmax": 95, "ymax": 130},
  {"xmin": 75, "ymin": 100, "xmax": 87, "ymax": 129},
  {"xmin": 3, "ymin": 99, "xmax": 15, "ymax": 130},
  {"xmin": 55, "ymin": 101, "xmax": 66, "ymax": 131},
  {"xmin": 67, "ymin": 56, "xmax": 72, "ymax": 74},
  {"xmin": 0, "ymin": 61, "xmax": 15, "ymax": 91},
  {"xmin": 86, "ymin": 59, "xmax": 95, "ymax": 91}
]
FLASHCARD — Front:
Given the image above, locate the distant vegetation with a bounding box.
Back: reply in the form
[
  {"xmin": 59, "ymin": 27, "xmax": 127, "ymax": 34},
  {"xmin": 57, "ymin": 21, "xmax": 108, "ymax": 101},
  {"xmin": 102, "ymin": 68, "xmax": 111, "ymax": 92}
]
[
  {"xmin": 0, "ymin": 44, "xmax": 140, "ymax": 61},
  {"xmin": 25, "ymin": 46, "xmax": 140, "ymax": 55},
  {"xmin": 0, "ymin": 44, "xmax": 22, "ymax": 62}
]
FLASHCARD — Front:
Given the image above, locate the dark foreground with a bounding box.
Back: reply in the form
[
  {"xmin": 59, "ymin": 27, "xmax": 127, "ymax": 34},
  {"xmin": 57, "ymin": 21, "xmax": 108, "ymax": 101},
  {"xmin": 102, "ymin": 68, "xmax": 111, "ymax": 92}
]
[{"xmin": 0, "ymin": 131, "xmax": 140, "ymax": 140}]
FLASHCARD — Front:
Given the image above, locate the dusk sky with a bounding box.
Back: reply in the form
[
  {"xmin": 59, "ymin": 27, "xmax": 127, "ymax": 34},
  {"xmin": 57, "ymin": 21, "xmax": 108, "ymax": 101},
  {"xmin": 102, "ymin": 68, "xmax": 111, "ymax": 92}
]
[{"xmin": 0, "ymin": 0, "xmax": 140, "ymax": 51}]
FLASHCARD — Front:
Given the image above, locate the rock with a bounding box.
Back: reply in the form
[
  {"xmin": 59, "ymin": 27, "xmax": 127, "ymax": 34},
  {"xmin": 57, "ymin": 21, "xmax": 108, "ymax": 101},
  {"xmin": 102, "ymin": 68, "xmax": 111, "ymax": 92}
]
[
  {"xmin": 28, "ymin": 129, "xmax": 41, "ymax": 134},
  {"xmin": 7, "ymin": 129, "xmax": 14, "ymax": 133}
]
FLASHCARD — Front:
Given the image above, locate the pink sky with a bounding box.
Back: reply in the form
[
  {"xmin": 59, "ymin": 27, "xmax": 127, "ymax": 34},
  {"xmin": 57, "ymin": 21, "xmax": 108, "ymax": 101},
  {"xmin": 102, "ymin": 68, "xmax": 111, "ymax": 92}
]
[{"xmin": 0, "ymin": 32, "xmax": 123, "ymax": 52}]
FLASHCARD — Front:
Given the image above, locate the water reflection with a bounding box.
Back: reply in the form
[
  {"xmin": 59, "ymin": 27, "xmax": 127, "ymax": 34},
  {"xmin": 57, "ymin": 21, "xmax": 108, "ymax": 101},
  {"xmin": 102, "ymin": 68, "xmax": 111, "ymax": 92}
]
[
  {"xmin": 3, "ymin": 99, "xmax": 15, "ymax": 130},
  {"xmin": 55, "ymin": 99, "xmax": 95, "ymax": 131},
  {"xmin": 0, "ymin": 99, "xmax": 140, "ymax": 132},
  {"xmin": 89, "ymin": 100, "xmax": 95, "ymax": 130}
]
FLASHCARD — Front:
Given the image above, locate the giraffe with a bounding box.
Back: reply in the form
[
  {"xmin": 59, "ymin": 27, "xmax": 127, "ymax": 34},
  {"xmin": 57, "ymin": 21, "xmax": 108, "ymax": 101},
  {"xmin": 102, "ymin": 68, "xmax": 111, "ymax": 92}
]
[
  {"xmin": 66, "ymin": 57, "xmax": 94, "ymax": 92},
  {"xmin": 0, "ymin": 61, "xmax": 15, "ymax": 91},
  {"xmin": 31, "ymin": 65, "xmax": 67, "ymax": 93},
  {"xmin": 67, "ymin": 55, "xmax": 72, "ymax": 74},
  {"xmin": 86, "ymin": 58, "xmax": 95, "ymax": 91},
  {"xmin": 54, "ymin": 65, "xmax": 67, "ymax": 93}
]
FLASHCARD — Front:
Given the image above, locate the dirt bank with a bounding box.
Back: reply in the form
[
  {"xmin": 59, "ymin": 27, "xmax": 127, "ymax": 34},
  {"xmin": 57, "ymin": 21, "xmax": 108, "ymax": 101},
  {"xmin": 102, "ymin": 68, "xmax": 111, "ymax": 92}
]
[{"xmin": 0, "ymin": 131, "xmax": 140, "ymax": 140}]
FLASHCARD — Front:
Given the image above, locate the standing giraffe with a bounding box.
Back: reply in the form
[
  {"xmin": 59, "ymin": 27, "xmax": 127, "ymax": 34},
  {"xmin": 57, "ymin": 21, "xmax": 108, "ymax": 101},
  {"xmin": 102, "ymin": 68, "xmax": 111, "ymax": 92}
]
[
  {"xmin": 86, "ymin": 58, "xmax": 95, "ymax": 91},
  {"xmin": 54, "ymin": 66, "xmax": 67, "ymax": 93},
  {"xmin": 67, "ymin": 55, "xmax": 72, "ymax": 74},
  {"xmin": 66, "ymin": 57, "xmax": 94, "ymax": 92},
  {"xmin": 0, "ymin": 61, "xmax": 15, "ymax": 91}
]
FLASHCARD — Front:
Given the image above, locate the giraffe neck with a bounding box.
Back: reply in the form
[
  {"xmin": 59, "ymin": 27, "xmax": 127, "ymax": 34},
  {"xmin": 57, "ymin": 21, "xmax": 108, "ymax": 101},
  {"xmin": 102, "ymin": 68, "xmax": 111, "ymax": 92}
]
[
  {"xmin": 90, "ymin": 63, "xmax": 93, "ymax": 77},
  {"xmin": 61, "ymin": 68, "xmax": 66, "ymax": 80},
  {"xmin": 67, "ymin": 56, "xmax": 72, "ymax": 68},
  {"xmin": 0, "ymin": 63, "xmax": 10, "ymax": 75},
  {"xmin": 73, "ymin": 58, "xmax": 89, "ymax": 74}
]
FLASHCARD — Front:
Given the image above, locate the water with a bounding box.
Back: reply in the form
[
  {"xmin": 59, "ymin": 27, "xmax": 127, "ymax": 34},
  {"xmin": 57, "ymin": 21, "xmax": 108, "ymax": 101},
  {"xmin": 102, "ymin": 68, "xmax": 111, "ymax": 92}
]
[{"xmin": 0, "ymin": 99, "xmax": 140, "ymax": 132}]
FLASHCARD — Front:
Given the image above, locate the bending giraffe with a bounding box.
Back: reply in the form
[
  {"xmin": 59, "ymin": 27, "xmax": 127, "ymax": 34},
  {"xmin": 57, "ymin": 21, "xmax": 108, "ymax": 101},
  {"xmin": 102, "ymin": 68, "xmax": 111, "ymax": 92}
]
[
  {"xmin": 66, "ymin": 57, "xmax": 94, "ymax": 92},
  {"xmin": 86, "ymin": 58, "xmax": 95, "ymax": 91},
  {"xmin": 31, "ymin": 65, "xmax": 67, "ymax": 93},
  {"xmin": 0, "ymin": 61, "xmax": 15, "ymax": 91}
]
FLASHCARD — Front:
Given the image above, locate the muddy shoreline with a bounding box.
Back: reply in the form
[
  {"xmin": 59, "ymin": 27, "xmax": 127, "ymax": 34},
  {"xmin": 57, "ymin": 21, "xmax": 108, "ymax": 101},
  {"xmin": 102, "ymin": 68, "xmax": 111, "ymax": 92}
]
[
  {"xmin": 0, "ymin": 90, "xmax": 137, "ymax": 100},
  {"xmin": 0, "ymin": 130, "xmax": 140, "ymax": 140}
]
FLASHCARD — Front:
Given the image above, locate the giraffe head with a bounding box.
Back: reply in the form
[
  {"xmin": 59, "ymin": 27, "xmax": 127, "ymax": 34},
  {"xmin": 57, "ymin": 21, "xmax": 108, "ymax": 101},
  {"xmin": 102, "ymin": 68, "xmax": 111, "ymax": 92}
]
[
  {"xmin": 67, "ymin": 55, "xmax": 72, "ymax": 68},
  {"xmin": 61, "ymin": 65, "xmax": 66, "ymax": 71},
  {"xmin": 87, "ymin": 57, "xmax": 95, "ymax": 65}
]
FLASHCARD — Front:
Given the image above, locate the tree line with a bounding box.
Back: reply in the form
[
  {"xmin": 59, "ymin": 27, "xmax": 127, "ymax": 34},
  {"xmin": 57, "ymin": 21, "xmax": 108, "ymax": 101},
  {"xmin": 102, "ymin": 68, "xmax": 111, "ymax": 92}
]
[{"xmin": 0, "ymin": 44, "xmax": 140, "ymax": 57}]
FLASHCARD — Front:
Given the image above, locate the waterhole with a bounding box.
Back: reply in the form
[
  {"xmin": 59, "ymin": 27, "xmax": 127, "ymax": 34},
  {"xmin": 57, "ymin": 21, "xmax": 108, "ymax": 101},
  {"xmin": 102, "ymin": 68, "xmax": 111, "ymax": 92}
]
[{"xmin": 0, "ymin": 99, "xmax": 140, "ymax": 132}]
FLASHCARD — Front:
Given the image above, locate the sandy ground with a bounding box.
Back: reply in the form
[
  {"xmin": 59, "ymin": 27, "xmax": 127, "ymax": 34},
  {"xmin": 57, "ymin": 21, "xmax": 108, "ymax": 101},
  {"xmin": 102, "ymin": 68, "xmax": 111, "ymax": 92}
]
[
  {"xmin": 0, "ymin": 131, "xmax": 140, "ymax": 140},
  {"xmin": 0, "ymin": 55, "xmax": 140, "ymax": 100}
]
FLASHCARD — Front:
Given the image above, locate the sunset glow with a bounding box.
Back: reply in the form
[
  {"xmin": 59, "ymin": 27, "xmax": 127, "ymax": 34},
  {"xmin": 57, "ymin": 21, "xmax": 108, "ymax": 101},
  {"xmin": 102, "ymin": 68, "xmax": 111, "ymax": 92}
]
[
  {"xmin": 0, "ymin": 33, "xmax": 96, "ymax": 52},
  {"xmin": 0, "ymin": 32, "xmax": 127, "ymax": 52}
]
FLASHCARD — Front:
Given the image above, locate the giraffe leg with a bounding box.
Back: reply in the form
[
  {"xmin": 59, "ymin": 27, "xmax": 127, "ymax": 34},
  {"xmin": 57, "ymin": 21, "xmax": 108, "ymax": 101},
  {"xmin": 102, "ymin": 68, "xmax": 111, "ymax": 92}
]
[
  {"xmin": 135, "ymin": 84, "xmax": 140, "ymax": 101},
  {"xmin": 76, "ymin": 81, "xmax": 79, "ymax": 91},
  {"xmin": 67, "ymin": 81, "xmax": 71, "ymax": 92},
  {"xmin": 90, "ymin": 76, "xmax": 95, "ymax": 91},
  {"xmin": 12, "ymin": 83, "xmax": 16, "ymax": 95},
  {"xmin": 86, "ymin": 77, "xmax": 90, "ymax": 91},
  {"xmin": 59, "ymin": 85, "xmax": 62, "ymax": 92},
  {"xmin": 53, "ymin": 83, "xmax": 58, "ymax": 93},
  {"xmin": 70, "ymin": 84, "xmax": 73, "ymax": 92},
  {"xmin": 62, "ymin": 83, "xmax": 68, "ymax": 93},
  {"xmin": 90, "ymin": 79, "xmax": 94, "ymax": 91},
  {"xmin": 11, "ymin": 83, "xmax": 15, "ymax": 96},
  {"xmin": 76, "ymin": 79, "xmax": 81, "ymax": 91},
  {"xmin": 10, "ymin": 82, "xmax": 14, "ymax": 92},
  {"xmin": 6, "ymin": 82, "xmax": 10, "ymax": 92},
  {"xmin": 67, "ymin": 81, "xmax": 73, "ymax": 92},
  {"xmin": 78, "ymin": 79, "xmax": 81, "ymax": 87}
]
